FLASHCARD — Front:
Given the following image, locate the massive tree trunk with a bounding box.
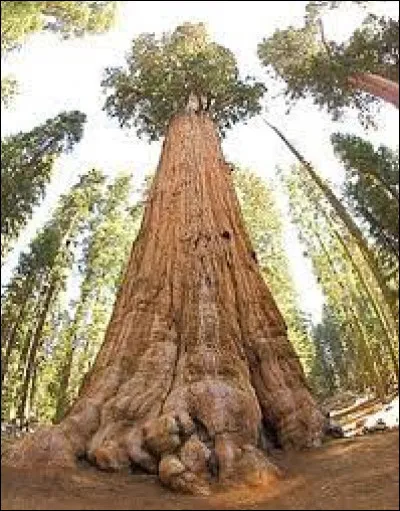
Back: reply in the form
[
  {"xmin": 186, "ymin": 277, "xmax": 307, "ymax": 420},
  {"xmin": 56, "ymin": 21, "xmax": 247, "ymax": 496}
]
[{"xmin": 3, "ymin": 112, "xmax": 324, "ymax": 494}]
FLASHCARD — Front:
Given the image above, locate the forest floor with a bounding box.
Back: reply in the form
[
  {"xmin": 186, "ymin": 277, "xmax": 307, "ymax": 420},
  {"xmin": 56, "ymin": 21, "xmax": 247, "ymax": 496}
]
[{"xmin": 1, "ymin": 430, "xmax": 398, "ymax": 510}]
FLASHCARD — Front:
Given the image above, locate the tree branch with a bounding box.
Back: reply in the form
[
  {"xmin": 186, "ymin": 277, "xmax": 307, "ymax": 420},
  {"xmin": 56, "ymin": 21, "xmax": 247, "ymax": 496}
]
[{"xmin": 317, "ymin": 18, "xmax": 334, "ymax": 60}]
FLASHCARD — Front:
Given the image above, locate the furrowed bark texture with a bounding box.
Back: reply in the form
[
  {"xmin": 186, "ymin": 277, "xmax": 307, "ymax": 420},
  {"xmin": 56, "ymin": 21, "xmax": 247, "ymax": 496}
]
[{"xmin": 4, "ymin": 113, "xmax": 324, "ymax": 494}]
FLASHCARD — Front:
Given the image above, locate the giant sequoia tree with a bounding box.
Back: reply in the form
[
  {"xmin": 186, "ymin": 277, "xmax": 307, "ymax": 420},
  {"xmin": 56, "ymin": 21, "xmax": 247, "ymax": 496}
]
[
  {"xmin": 4, "ymin": 23, "xmax": 324, "ymax": 494},
  {"xmin": 233, "ymin": 169, "xmax": 316, "ymax": 377},
  {"xmin": 258, "ymin": 2, "xmax": 399, "ymax": 124}
]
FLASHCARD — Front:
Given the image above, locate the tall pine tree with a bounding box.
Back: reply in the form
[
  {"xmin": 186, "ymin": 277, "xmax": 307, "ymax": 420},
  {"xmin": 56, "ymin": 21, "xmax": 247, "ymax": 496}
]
[{"xmin": 1, "ymin": 111, "xmax": 86, "ymax": 259}]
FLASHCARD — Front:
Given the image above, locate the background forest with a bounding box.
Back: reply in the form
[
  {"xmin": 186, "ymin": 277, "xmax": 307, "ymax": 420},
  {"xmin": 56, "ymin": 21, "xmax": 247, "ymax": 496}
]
[{"xmin": 1, "ymin": 0, "xmax": 398, "ymax": 428}]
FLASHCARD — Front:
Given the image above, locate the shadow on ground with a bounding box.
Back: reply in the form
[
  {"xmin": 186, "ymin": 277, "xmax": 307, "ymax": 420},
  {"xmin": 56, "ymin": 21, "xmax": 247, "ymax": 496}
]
[{"xmin": 2, "ymin": 430, "xmax": 398, "ymax": 510}]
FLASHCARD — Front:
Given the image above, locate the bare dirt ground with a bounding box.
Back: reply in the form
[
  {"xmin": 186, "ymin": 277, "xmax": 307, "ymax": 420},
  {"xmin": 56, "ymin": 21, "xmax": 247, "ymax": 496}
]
[{"xmin": 1, "ymin": 430, "xmax": 398, "ymax": 510}]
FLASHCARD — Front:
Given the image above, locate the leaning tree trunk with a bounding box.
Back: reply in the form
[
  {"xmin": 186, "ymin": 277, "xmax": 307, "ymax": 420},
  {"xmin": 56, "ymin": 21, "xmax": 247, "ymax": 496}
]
[
  {"xmin": 264, "ymin": 120, "xmax": 399, "ymax": 327},
  {"xmin": 3, "ymin": 112, "xmax": 324, "ymax": 494},
  {"xmin": 348, "ymin": 73, "xmax": 399, "ymax": 109}
]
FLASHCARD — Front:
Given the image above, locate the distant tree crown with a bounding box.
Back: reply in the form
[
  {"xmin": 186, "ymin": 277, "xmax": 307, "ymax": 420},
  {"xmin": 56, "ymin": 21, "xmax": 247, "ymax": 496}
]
[{"xmin": 257, "ymin": 1, "xmax": 399, "ymax": 125}]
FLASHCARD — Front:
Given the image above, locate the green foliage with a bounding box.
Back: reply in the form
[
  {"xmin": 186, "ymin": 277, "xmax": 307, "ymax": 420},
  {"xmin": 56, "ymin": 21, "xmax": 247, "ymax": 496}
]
[
  {"xmin": 257, "ymin": 2, "xmax": 398, "ymax": 124},
  {"xmin": 1, "ymin": 1, "xmax": 117, "ymax": 54},
  {"xmin": 310, "ymin": 304, "xmax": 349, "ymax": 398},
  {"xmin": 1, "ymin": 75, "xmax": 18, "ymax": 108},
  {"xmin": 50, "ymin": 173, "xmax": 143, "ymax": 421},
  {"xmin": 267, "ymin": 120, "xmax": 398, "ymax": 331},
  {"xmin": 1, "ymin": 1, "xmax": 116, "ymax": 107},
  {"xmin": 341, "ymin": 14, "xmax": 399, "ymax": 84},
  {"xmin": 1, "ymin": 110, "xmax": 87, "ymax": 259},
  {"xmin": 1, "ymin": 169, "xmax": 107, "ymax": 422},
  {"xmin": 233, "ymin": 168, "xmax": 316, "ymax": 376},
  {"xmin": 1, "ymin": 170, "xmax": 144, "ymax": 423},
  {"xmin": 102, "ymin": 22, "xmax": 266, "ymax": 141},
  {"xmin": 331, "ymin": 133, "xmax": 399, "ymax": 262},
  {"xmin": 304, "ymin": 1, "xmax": 368, "ymax": 22},
  {"xmin": 1, "ymin": 1, "xmax": 42, "ymax": 53},
  {"xmin": 283, "ymin": 164, "xmax": 398, "ymax": 396}
]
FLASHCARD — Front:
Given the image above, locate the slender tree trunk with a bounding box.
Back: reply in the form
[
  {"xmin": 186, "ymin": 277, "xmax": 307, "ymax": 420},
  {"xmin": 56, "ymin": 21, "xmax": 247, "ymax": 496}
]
[
  {"xmin": 336, "ymin": 325, "xmax": 360, "ymax": 391},
  {"xmin": 16, "ymin": 279, "xmax": 57, "ymax": 428},
  {"xmin": 313, "ymin": 231, "xmax": 386, "ymax": 398},
  {"xmin": 4, "ymin": 112, "xmax": 324, "ymax": 494},
  {"xmin": 265, "ymin": 120, "xmax": 398, "ymax": 325},
  {"xmin": 23, "ymin": 364, "xmax": 40, "ymax": 430},
  {"xmin": 315, "ymin": 341, "xmax": 336, "ymax": 394},
  {"xmin": 333, "ymin": 230, "xmax": 398, "ymax": 376},
  {"xmin": 54, "ymin": 344, "xmax": 75, "ymax": 423},
  {"xmin": 356, "ymin": 168, "xmax": 399, "ymax": 205},
  {"xmin": 55, "ymin": 293, "xmax": 96, "ymax": 422},
  {"xmin": 1, "ymin": 278, "xmax": 36, "ymax": 384},
  {"xmin": 2, "ymin": 305, "xmax": 28, "ymax": 386},
  {"xmin": 325, "ymin": 331, "xmax": 350, "ymax": 390},
  {"xmin": 10, "ymin": 296, "xmax": 45, "ymax": 398},
  {"xmin": 312, "ymin": 194, "xmax": 399, "ymax": 377},
  {"xmin": 348, "ymin": 73, "xmax": 399, "ymax": 109}
]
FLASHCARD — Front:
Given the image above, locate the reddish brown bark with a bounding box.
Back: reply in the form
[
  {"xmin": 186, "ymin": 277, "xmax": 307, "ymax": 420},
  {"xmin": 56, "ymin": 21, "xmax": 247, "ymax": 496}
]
[
  {"xmin": 348, "ymin": 72, "xmax": 399, "ymax": 108},
  {"xmin": 3, "ymin": 112, "xmax": 324, "ymax": 494}
]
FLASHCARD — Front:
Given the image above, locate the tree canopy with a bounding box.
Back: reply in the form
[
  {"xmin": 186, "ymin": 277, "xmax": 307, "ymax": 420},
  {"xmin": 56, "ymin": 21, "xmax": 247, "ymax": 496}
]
[
  {"xmin": 1, "ymin": 1, "xmax": 117, "ymax": 109},
  {"xmin": 102, "ymin": 22, "xmax": 266, "ymax": 140},
  {"xmin": 1, "ymin": 0, "xmax": 399, "ymax": 472},
  {"xmin": 1, "ymin": 169, "xmax": 106, "ymax": 423},
  {"xmin": 331, "ymin": 133, "xmax": 399, "ymax": 263},
  {"xmin": 257, "ymin": 2, "xmax": 399, "ymax": 123},
  {"xmin": 1, "ymin": 110, "xmax": 87, "ymax": 259},
  {"xmin": 1, "ymin": 76, "xmax": 18, "ymax": 108},
  {"xmin": 1, "ymin": 1, "xmax": 117, "ymax": 54},
  {"xmin": 283, "ymin": 163, "xmax": 398, "ymax": 397},
  {"xmin": 0, "ymin": 168, "xmax": 145, "ymax": 425}
]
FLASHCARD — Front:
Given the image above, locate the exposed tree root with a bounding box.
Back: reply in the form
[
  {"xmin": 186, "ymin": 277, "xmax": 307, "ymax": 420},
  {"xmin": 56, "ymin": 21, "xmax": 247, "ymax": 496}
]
[{"xmin": 3, "ymin": 112, "xmax": 325, "ymax": 494}]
